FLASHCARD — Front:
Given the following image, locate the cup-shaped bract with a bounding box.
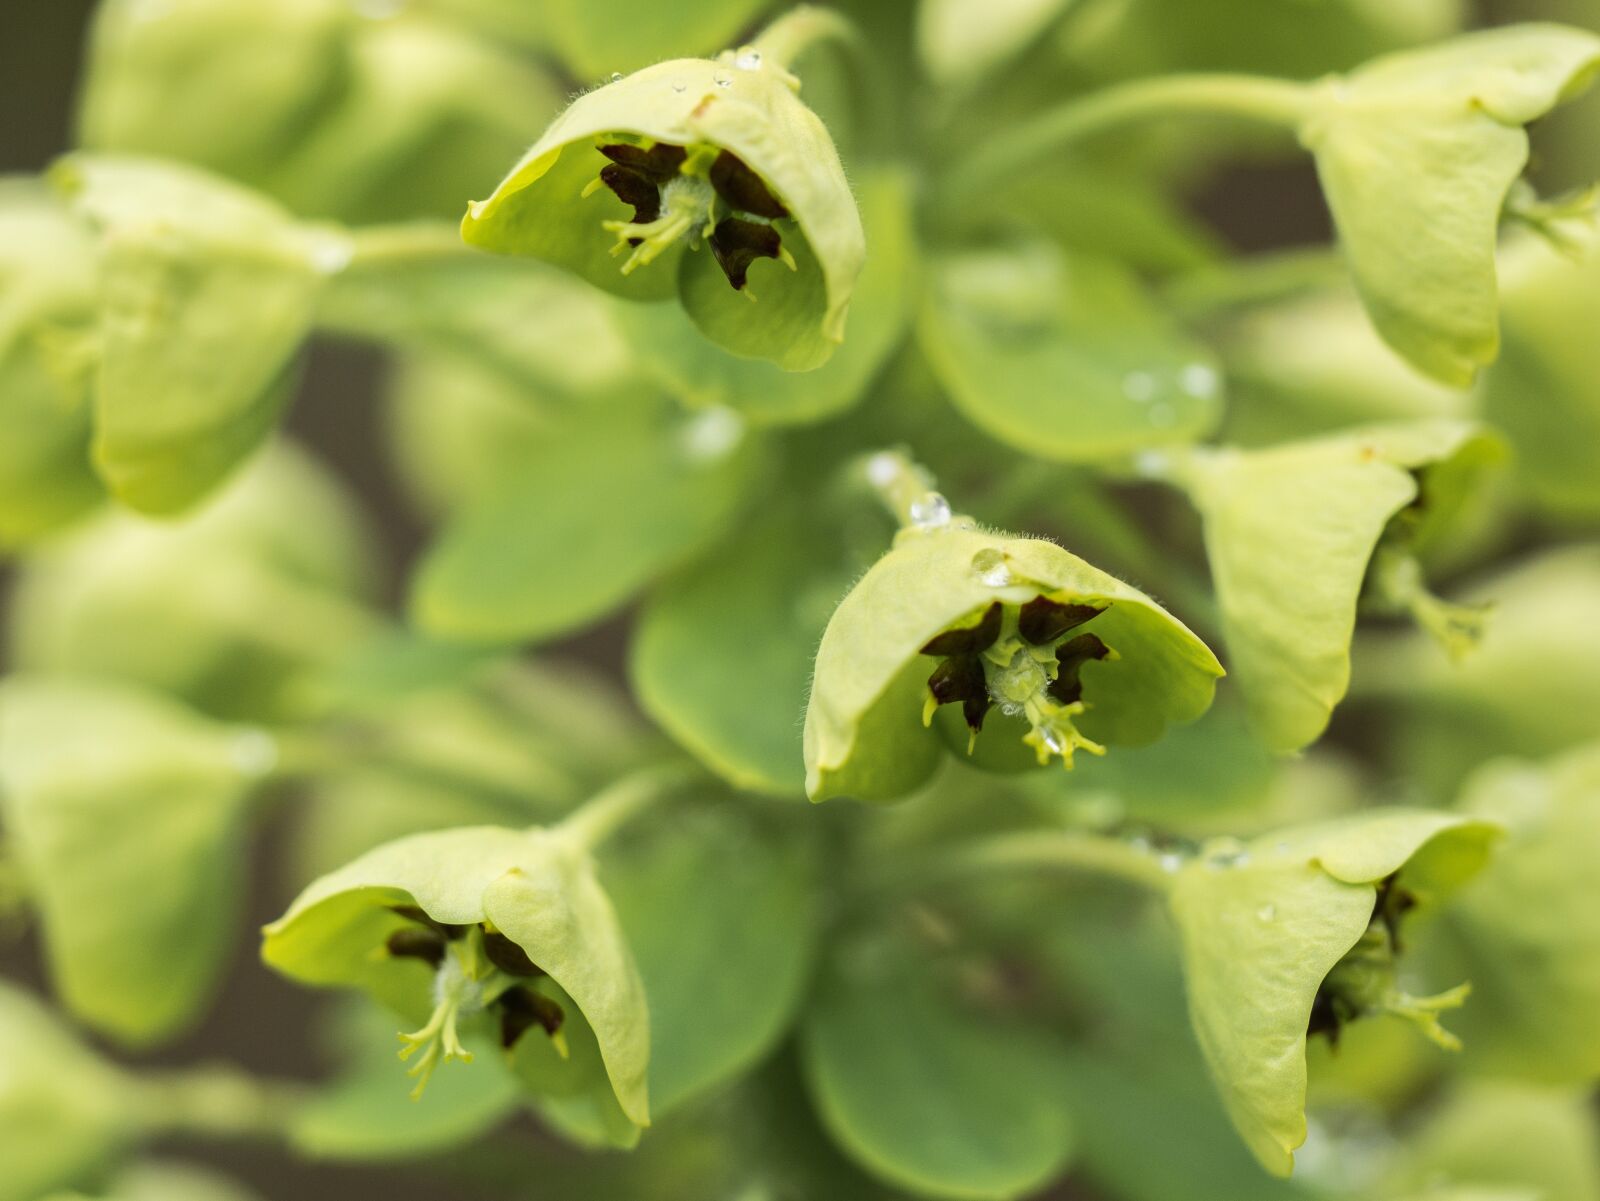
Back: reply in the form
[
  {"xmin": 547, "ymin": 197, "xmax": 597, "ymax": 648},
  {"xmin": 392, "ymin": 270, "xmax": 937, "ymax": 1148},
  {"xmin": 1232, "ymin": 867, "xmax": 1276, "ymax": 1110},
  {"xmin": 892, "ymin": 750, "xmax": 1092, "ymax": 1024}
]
[
  {"xmin": 1441, "ymin": 744, "xmax": 1600, "ymax": 1083},
  {"xmin": 1180, "ymin": 419, "xmax": 1501, "ymax": 753},
  {"xmin": 262, "ymin": 824, "xmax": 650, "ymax": 1144},
  {"xmin": 1301, "ymin": 24, "xmax": 1600, "ymax": 385},
  {"xmin": 0, "ymin": 678, "xmax": 271, "ymax": 1045},
  {"xmin": 0, "ymin": 180, "xmax": 102, "ymax": 548},
  {"xmin": 0, "ymin": 982, "xmax": 137, "ymax": 1201},
  {"xmin": 1170, "ymin": 810, "xmax": 1499, "ymax": 1177},
  {"xmin": 7, "ymin": 442, "xmax": 376, "ymax": 723},
  {"xmin": 461, "ymin": 55, "xmax": 865, "ymax": 371},
  {"xmin": 51, "ymin": 155, "xmax": 325, "ymax": 514},
  {"xmin": 804, "ymin": 524, "xmax": 1223, "ymax": 802}
]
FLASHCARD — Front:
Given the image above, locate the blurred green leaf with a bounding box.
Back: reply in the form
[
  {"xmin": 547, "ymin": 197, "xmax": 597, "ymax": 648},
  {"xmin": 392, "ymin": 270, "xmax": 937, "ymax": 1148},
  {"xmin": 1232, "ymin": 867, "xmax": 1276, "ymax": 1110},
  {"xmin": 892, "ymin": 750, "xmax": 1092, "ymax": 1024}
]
[
  {"xmin": 53, "ymin": 155, "xmax": 324, "ymax": 513},
  {"xmin": 0, "ymin": 678, "xmax": 268, "ymax": 1045},
  {"xmin": 800, "ymin": 933, "xmax": 1076, "ymax": 1200},
  {"xmin": 604, "ymin": 798, "xmax": 817, "ymax": 1115},
  {"xmin": 919, "ymin": 242, "xmax": 1224, "ymax": 462},
  {"xmin": 412, "ymin": 397, "xmax": 763, "ymax": 643}
]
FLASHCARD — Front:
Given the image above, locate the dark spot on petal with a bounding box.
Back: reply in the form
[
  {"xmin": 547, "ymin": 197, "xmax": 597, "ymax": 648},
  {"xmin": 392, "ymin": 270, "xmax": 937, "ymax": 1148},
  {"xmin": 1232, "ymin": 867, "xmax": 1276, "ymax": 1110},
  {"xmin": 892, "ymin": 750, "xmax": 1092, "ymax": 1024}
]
[
  {"xmin": 483, "ymin": 930, "xmax": 545, "ymax": 978},
  {"xmin": 385, "ymin": 927, "xmax": 445, "ymax": 968},
  {"xmin": 921, "ymin": 602, "xmax": 1003, "ymax": 657},
  {"xmin": 599, "ymin": 162, "xmax": 661, "ymax": 226},
  {"xmin": 709, "ymin": 150, "xmax": 789, "ymax": 219},
  {"xmin": 1017, "ymin": 596, "xmax": 1104, "ymax": 646},
  {"xmin": 709, "ymin": 217, "xmax": 783, "ymax": 290},
  {"xmin": 498, "ymin": 986, "xmax": 566, "ymax": 1050},
  {"xmin": 389, "ymin": 905, "xmax": 468, "ymax": 940},
  {"xmin": 598, "ymin": 142, "xmax": 686, "ymax": 183},
  {"xmin": 1048, "ymin": 633, "xmax": 1111, "ymax": 705}
]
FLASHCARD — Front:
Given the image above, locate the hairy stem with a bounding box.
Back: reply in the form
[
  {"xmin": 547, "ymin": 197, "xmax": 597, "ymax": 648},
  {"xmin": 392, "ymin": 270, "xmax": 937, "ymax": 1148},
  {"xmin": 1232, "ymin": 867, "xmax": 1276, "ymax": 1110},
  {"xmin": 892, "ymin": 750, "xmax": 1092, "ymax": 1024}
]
[
  {"xmin": 881, "ymin": 828, "xmax": 1180, "ymax": 901},
  {"xmin": 861, "ymin": 448, "xmax": 947, "ymax": 530},
  {"xmin": 750, "ymin": 4, "xmax": 864, "ymax": 73}
]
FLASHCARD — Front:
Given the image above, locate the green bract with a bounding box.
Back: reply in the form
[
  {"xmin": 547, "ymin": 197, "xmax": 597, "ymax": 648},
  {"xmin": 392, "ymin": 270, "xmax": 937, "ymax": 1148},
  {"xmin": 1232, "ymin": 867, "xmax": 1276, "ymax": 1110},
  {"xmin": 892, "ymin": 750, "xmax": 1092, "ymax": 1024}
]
[
  {"xmin": 1173, "ymin": 418, "xmax": 1500, "ymax": 752},
  {"xmin": 1439, "ymin": 744, "xmax": 1600, "ymax": 1083},
  {"xmin": 7, "ymin": 442, "xmax": 375, "ymax": 722},
  {"xmin": 1300, "ymin": 23, "xmax": 1600, "ymax": 385},
  {"xmin": 1169, "ymin": 810, "xmax": 1499, "ymax": 1177},
  {"xmin": 0, "ymin": 981, "xmax": 136, "ymax": 1201},
  {"xmin": 804, "ymin": 522, "xmax": 1223, "ymax": 802},
  {"xmin": 0, "ymin": 180, "xmax": 101, "ymax": 548},
  {"xmin": 0, "ymin": 678, "xmax": 270, "ymax": 1045},
  {"xmin": 51, "ymin": 155, "xmax": 324, "ymax": 513},
  {"xmin": 261, "ymin": 823, "xmax": 651, "ymax": 1145},
  {"xmin": 460, "ymin": 53, "xmax": 865, "ymax": 370},
  {"xmin": 42, "ymin": 1162, "xmax": 265, "ymax": 1201}
]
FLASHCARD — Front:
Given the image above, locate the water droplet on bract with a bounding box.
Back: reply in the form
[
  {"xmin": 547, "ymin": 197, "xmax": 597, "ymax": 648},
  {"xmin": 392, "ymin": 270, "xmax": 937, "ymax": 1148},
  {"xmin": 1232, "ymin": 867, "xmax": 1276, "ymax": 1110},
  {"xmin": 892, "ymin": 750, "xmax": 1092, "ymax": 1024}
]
[
  {"xmin": 1148, "ymin": 402, "xmax": 1176, "ymax": 428},
  {"xmin": 713, "ymin": 71, "xmax": 734, "ymax": 88},
  {"xmin": 970, "ymin": 548, "xmax": 1011, "ymax": 588},
  {"xmin": 1128, "ymin": 834, "xmax": 1153, "ymax": 854},
  {"xmin": 1202, "ymin": 837, "xmax": 1250, "ymax": 869},
  {"xmin": 309, "ymin": 236, "xmax": 353, "ymax": 276},
  {"xmin": 671, "ymin": 79, "xmax": 688, "ymax": 93},
  {"xmin": 609, "ymin": 71, "xmax": 624, "ymax": 83},
  {"xmin": 1041, "ymin": 727, "xmax": 1065, "ymax": 754},
  {"xmin": 735, "ymin": 48, "xmax": 763, "ymax": 71},
  {"xmin": 1179, "ymin": 362, "xmax": 1221, "ymax": 400},
  {"xmin": 865, "ymin": 452, "xmax": 900, "ymax": 489},
  {"xmin": 682, "ymin": 407, "xmax": 744, "ymax": 462},
  {"xmin": 1134, "ymin": 449, "xmax": 1171, "ymax": 479},
  {"xmin": 909, "ymin": 492, "xmax": 952, "ymax": 528},
  {"xmin": 230, "ymin": 728, "xmax": 278, "ymax": 777},
  {"xmin": 1159, "ymin": 852, "xmax": 1184, "ymax": 873},
  {"xmin": 1121, "ymin": 370, "xmax": 1157, "ymax": 403},
  {"xmin": 1257, "ymin": 904, "xmax": 1278, "ymax": 922}
]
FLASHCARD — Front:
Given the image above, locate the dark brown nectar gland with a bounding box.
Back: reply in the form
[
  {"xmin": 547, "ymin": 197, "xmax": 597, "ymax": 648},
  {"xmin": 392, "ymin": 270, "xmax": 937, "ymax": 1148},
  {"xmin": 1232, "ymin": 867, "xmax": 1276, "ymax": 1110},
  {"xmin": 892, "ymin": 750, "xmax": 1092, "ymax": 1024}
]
[
  {"xmin": 591, "ymin": 141, "xmax": 794, "ymax": 291},
  {"xmin": 918, "ymin": 597, "xmax": 1109, "ymax": 735}
]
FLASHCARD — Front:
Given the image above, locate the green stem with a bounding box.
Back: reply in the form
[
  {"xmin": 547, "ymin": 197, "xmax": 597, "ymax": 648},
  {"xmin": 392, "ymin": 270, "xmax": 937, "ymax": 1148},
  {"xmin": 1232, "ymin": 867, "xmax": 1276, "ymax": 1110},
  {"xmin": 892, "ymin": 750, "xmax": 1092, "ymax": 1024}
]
[
  {"xmin": 342, "ymin": 222, "xmax": 474, "ymax": 272},
  {"xmin": 1163, "ymin": 245, "xmax": 1348, "ymax": 319},
  {"xmin": 883, "ymin": 828, "xmax": 1179, "ymax": 899},
  {"xmin": 942, "ymin": 73, "xmax": 1314, "ymax": 209},
  {"xmin": 556, "ymin": 762, "xmax": 699, "ymax": 852},
  {"xmin": 132, "ymin": 1066, "xmax": 305, "ymax": 1142},
  {"xmin": 749, "ymin": 5, "xmax": 864, "ymax": 73},
  {"xmin": 861, "ymin": 448, "xmax": 948, "ymax": 530}
]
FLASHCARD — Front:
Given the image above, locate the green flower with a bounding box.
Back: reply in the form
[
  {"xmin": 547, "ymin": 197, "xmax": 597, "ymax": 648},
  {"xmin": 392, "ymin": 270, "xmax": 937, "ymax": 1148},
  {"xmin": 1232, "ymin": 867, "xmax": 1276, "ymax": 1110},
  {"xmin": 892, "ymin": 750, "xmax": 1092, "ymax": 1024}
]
[
  {"xmin": 262, "ymin": 823, "xmax": 650, "ymax": 1145},
  {"xmin": 461, "ymin": 52, "xmax": 864, "ymax": 370},
  {"xmin": 0, "ymin": 981, "xmax": 136, "ymax": 1201},
  {"xmin": 1167, "ymin": 418, "xmax": 1501, "ymax": 752},
  {"xmin": 1169, "ymin": 810, "xmax": 1499, "ymax": 1176},
  {"xmin": 804, "ymin": 522, "xmax": 1223, "ymax": 802},
  {"xmin": 0, "ymin": 179, "xmax": 101, "ymax": 548}
]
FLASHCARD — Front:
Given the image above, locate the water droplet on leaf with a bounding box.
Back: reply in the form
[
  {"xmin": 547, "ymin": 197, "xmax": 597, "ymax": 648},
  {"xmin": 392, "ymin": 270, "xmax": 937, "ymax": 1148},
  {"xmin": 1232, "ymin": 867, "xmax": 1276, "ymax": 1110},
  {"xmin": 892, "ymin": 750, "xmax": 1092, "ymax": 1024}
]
[
  {"xmin": 229, "ymin": 728, "xmax": 278, "ymax": 777},
  {"xmin": 609, "ymin": 71, "xmax": 625, "ymax": 83},
  {"xmin": 713, "ymin": 71, "xmax": 734, "ymax": 88},
  {"xmin": 735, "ymin": 48, "xmax": 763, "ymax": 71},
  {"xmin": 1257, "ymin": 904, "xmax": 1278, "ymax": 922},
  {"xmin": 1179, "ymin": 362, "xmax": 1221, "ymax": 399},
  {"xmin": 681, "ymin": 407, "xmax": 744, "ymax": 462}
]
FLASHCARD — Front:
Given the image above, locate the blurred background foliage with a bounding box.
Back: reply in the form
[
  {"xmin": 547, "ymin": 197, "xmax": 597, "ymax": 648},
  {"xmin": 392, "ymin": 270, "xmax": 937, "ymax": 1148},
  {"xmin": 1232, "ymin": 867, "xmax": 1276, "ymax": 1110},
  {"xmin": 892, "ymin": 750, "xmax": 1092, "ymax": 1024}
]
[{"xmin": 2, "ymin": 1, "xmax": 1600, "ymax": 1200}]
